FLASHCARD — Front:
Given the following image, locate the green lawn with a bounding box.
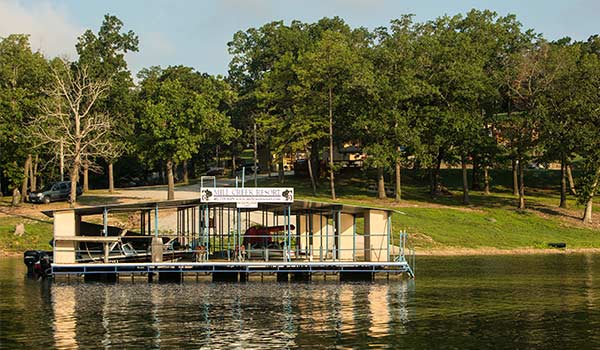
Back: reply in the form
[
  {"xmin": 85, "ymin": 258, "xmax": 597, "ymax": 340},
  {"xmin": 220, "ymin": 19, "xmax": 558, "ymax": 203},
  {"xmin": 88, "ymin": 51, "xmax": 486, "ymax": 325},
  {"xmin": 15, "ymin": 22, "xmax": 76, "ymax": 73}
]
[
  {"xmin": 259, "ymin": 168, "xmax": 600, "ymax": 250},
  {"xmin": 394, "ymin": 207, "xmax": 600, "ymax": 250},
  {"xmin": 0, "ymin": 216, "xmax": 53, "ymax": 253}
]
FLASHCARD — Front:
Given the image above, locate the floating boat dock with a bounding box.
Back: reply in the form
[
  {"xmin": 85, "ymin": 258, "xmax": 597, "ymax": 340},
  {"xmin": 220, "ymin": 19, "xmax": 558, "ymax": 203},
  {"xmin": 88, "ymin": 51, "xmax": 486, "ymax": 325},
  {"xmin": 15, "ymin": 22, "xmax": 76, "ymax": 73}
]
[{"xmin": 43, "ymin": 186, "xmax": 414, "ymax": 282}]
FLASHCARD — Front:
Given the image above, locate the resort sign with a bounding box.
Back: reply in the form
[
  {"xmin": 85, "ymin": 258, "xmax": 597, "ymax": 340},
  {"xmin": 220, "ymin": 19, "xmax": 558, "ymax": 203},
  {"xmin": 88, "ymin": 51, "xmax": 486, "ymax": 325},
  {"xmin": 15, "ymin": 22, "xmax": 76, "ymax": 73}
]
[{"xmin": 200, "ymin": 187, "xmax": 294, "ymax": 208}]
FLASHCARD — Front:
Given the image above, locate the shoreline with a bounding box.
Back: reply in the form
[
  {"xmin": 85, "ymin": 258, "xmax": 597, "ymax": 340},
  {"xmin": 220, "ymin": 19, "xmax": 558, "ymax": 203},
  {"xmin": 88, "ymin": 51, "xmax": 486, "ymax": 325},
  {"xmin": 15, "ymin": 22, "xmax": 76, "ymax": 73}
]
[
  {"xmin": 3, "ymin": 247, "xmax": 600, "ymax": 259},
  {"xmin": 416, "ymin": 247, "xmax": 600, "ymax": 256}
]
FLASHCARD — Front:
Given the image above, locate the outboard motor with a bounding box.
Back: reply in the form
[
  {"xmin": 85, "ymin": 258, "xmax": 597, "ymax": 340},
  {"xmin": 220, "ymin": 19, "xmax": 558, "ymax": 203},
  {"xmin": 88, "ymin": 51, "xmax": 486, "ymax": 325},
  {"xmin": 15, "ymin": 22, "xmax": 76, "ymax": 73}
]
[
  {"xmin": 24, "ymin": 250, "xmax": 41, "ymax": 276},
  {"xmin": 24, "ymin": 250, "xmax": 53, "ymax": 278}
]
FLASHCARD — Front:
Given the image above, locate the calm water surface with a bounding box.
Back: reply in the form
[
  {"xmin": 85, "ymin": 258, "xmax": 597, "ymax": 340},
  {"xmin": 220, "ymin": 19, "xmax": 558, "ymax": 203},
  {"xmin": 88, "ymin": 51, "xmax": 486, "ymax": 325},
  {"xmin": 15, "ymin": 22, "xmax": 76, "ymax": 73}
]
[{"xmin": 1, "ymin": 254, "xmax": 599, "ymax": 349}]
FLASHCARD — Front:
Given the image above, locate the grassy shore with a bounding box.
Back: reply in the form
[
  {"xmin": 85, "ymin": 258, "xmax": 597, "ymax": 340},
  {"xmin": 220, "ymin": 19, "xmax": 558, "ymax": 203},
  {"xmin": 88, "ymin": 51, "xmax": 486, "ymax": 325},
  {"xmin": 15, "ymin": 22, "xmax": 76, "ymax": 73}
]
[
  {"xmin": 0, "ymin": 215, "xmax": 53, "ymax": 255},
  {"xmin": 1, "ymin": 168, "xmax": 599, "ymax": 255},
  {"xmin": 259, "ymin": 168, "xmax": 600, "ymax": 252}
]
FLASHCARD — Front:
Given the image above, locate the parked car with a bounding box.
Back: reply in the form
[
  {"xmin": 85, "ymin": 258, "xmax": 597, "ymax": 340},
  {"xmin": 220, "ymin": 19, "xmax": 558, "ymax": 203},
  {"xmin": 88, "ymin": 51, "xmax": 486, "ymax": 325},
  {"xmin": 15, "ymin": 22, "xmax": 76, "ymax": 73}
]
[
  {"xmin": 206, "ymin": 167, "xmax": 225, "ymax": 176},
  {"xmin": 118, "ymin": 175, "xmax": 141, "ymax": 187},
  {"xmin": 236, "ymin": 162, "xmax": 261, "ymax": 175},
  {"xmin": 28, "ymin": 181, "xmax": 82, "ymax": 204}
]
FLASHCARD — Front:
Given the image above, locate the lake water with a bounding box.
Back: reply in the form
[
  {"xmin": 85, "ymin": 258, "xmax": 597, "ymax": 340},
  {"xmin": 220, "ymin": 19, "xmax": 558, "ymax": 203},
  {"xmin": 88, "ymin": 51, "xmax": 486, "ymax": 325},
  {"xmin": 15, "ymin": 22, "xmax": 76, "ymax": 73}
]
[{"xmin": 1, "ymin": 254, "xmax": 599, "ymax": 349}]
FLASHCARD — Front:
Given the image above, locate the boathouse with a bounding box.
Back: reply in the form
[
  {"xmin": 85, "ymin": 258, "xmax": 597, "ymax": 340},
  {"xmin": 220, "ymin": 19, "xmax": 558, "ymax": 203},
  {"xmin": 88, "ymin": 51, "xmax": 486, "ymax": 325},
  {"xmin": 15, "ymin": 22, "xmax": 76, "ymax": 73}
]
[{"xmin": 43, "ymin": 187, "xmax": 414, "ymax": 282}]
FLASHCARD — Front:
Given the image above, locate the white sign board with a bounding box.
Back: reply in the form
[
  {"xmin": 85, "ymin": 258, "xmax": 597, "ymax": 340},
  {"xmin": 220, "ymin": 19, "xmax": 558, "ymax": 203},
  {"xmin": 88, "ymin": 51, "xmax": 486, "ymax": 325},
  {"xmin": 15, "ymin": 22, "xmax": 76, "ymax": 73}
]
[
  {"xmin": 200, "ymin": 187, "xmax": 294, "ymax": 204},
  {"xmin": 236, "ymin": 201, "xmax": 259, "ymax": 209}
]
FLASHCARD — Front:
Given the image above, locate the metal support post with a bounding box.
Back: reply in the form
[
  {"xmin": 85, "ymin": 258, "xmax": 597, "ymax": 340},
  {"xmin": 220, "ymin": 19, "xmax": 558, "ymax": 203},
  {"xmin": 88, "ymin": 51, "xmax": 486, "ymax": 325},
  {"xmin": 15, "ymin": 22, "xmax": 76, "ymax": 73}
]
[
  {"xmin": 154, "ymin": 204, "xmax": 159, "ymax": 238},
  {"xmin": 319, "ymin": 214, "xmax": 323, "ymax": 261},
  {"xmin": 236, "ymin": 208, "xmax": 241, "ymax": 260},
  {"xmin": 352, "ymin": 215, "xmax": 356, "ymax": 262},
  {"xmin": 325, "ymin": 212, "xmax": 329, "ymax": 260},
  {"xmin": 387, "ymin": 214, "xmax": 391, "ymax": 262},
  {"xmin": 287, "ymin": 205, "xmax": 292, "ymax": 261},
  {"xmin": 335, "ymin": 210, "xmax": 341, "ymax": 261},
  {"xmin": 204, "ymin": 205, "xmax": 209, "ymax": 261},
  {"xmin": 103, "ymin": 207, "xmax": 108, "ymax": 237}
]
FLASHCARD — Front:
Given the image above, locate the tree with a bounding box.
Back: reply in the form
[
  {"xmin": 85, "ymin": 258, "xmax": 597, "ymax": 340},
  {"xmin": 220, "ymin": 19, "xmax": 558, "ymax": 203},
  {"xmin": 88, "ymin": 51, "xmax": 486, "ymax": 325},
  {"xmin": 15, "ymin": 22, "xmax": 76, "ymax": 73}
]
[
  {"xmin": 136, "ymin": 68, "xmax": 236, "ymax": 199},
  {"xmin": 31, "ymin": 60, "xmax": 110, "ymax": 203},
  {"xmin": 411, "ymin": 14, "xmax": 489, "ymax": 201},
  {"xmin": 503, "ymin": 41, "xmax": 561, "ymax": 209},
  {"xmin": 537, "ymin": 41, "xmax": 582, "ymax": 208},
  {"xmin": 574, "ymin": 37, "xmax": 600, "ymax": 223},
  {"xmin": 0, "ymin": 34, "xmax": 50, "ymax": 203},
  {"xmin": 296, "ymin": 30, "xmax": 372, "ymax": 200},
  {"xmin": 76, "ymin": 14, "xmax": 139, "ymax": 192},
  {"xmin": 356, "ymin": 16, "xmax": 422, "ymax": 201},
  {"xmin": 258, "ymin": 49, "xmax": 327, "ymax": 194}
]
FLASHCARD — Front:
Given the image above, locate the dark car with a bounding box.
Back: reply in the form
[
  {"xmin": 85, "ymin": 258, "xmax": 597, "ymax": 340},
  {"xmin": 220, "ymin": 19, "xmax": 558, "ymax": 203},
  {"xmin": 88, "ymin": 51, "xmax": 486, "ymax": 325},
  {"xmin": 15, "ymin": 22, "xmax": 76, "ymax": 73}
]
[
  {"xmin": 236, "ymin": 162, "xmax": 261, "ymax": 175},
  {"xmin": 28, "ymin": 181, "xmax": 82, "ymax": 204},
  {"xmin": 205, "ymin": 167, "xmax": 225, "ymax": 176}
]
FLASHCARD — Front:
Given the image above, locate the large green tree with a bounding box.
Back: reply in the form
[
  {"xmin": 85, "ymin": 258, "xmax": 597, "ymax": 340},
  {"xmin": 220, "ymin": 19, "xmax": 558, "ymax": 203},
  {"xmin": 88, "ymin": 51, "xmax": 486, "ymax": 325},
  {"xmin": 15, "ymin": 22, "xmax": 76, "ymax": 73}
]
[
  {"xmin": 355, "ymin": 16, "xmax": 422, "ymax": 200},
  {"xmin": 573, "ymin": 36, "xmax": 600, "ymax": 223},
  {"xmin": 295, "ymin": 29, "xmax": 373, "ymax": 200},
  {"xmin": 136, "ymin": 67, "xmax": 236, "ymax": 199},
  {"xmin": 0, "ymin": 34, "xmax": 49, "ymax": 203},
  {"xmin": 76, "ymin": 14, "xmax": 139, "ymax": 192}
]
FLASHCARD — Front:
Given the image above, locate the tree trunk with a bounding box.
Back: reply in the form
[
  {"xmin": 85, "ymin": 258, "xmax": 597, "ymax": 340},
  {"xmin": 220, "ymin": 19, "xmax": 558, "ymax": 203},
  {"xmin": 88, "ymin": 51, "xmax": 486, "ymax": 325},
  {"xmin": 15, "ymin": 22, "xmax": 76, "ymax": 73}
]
[
  {"xmin": 311, "ymin": 142, "xmax": 320, "ymax": 181},
  {"xmin": 512, "ymin": 159, "xmax": 519, "ymax": 196},
  {"xmin": 189, "ymin": 158, "xmax": 196, "ymax": 179},
  {"xmin": 483, "ymin": 166, "xmax": 490, "ymax": 195},
  {"xmin": 167, "ymin": 159, "xmax": 175, "ymax": 200},
  {"xmin": 108, "ymin": 162, "xmax": 115, "ymax": 193},
  {"xmin": 567, "ymin": 163, "xmax": 576, "ymax": 195},
  {"xmin": 12, "ymin": 188, "xmax": 20, "ymax": 206},
  {"xmin": 303, "ymin": 141, "xmax": 317, "ymax": 196},
  {"xmin": 182, "ymin": 159, "xmax": 189, "ymax": 184},
  {"xmin": 278, "ymin": 155, "xmax": 284, "ymax": 184},
  {"xmin": 28, "ymin": 155, "xmax": 33, "ymax": 192},
  {"xmin": 582, "ymin": 168, "xmax": 600, "ymax": 224},
  {"xmin": 559, "ymin": 155, "xmax": 567, "ymax": 208},
  {"xmin": 69, "ymin": 164, "xmax": 79, "ymax": 205},
  {"xmin": 429, "ymin": 167, "xmax": 435, "ymax": 196},
  {"xmin": 328, "ymin": 87, "xmax": 336, "ymax": 200},
  {"xmin": 518, "ymin": 158, "xmax": 525, "ymax": 209},
  {"xmin": 70, "ymin": 110, "xmax": 81, "ymax": 205},
  {"xmin": 471, "ymin": 158, "xmax": 481, "ymax": 191},
  {"xmin": 377, "ymin": 166, "xmax": 386, "ymax": 199},
  {"xmin": 395, "ymin": 154, "xmax": 401, "ymax": 202},
  {"xmin": 583, "ymin": 198, "xmax": 594, "ymax": 224},
  {"xmin": 60, "ymin": 138, "xmax": 64, "ymax": 182},
  {"xmin": 431, "ymin": 153, "xmax": 443, "ymax": 196},
  {"xmin": 232, "ymin": 151, "xmax": 237, "ymax": 178},
  {"xmin": 215, "ymin": 145, "xmax": 220, "ymax": 168},
  {"xmin": 31, "ymin": 155, "xmax": 38, "ymax": 192},
  {"xmin": 21, "ymin": 154, "xmax": 31, "ymax": 202},
  {"xmin": 461, "ymin": 155, "xmax": 470, "ymax": 205},
  {"xmin": 82, "ymin": 162, "xmax": 89, "ymax": 192}
]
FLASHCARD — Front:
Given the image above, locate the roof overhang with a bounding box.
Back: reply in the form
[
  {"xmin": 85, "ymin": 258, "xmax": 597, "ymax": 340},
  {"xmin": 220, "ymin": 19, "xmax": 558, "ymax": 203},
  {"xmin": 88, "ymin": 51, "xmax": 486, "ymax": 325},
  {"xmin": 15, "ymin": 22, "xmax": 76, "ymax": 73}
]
[{"xmin": 42, "ymin": 198, "xmax": 392, "ymax": 218}]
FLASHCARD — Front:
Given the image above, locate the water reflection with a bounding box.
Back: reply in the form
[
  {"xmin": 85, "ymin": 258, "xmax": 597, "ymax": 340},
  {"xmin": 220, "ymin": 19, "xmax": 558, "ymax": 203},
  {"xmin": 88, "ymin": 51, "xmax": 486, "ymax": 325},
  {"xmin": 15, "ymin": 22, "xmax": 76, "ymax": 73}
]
[
  {"xmin": 3, "ymin": 255, "xmax": 600, "ymax": 349},
  {"xmin": 52, "ymin": 285, "xmax": 78, "ymax": 349},
  {"xmin": 585, "ymin": 253, "xmax": 595, "ymax": 308},
  {"xmin": 45, "ymin": 280, "xmax": 411, "ymax": 349}
]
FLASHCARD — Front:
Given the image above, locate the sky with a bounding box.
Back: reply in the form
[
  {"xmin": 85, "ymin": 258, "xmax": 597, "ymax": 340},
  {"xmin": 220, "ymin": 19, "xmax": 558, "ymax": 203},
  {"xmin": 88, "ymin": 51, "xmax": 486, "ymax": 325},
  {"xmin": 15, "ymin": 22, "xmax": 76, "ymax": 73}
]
[{"xmin": 1, "ymin": 0, "xmax": 598, "ymax": 78}]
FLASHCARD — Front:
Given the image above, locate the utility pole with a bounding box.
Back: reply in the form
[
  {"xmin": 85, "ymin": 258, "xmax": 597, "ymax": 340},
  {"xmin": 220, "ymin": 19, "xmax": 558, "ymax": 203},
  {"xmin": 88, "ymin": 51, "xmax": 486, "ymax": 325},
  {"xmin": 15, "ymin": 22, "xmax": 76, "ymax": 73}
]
[
  {"xmin": 60, "ymin": 138, "xmax": 64, "ymax": 182},
  {"xmin": 253, "ymin": 122, "xmax": 258, "ymax": 187}
]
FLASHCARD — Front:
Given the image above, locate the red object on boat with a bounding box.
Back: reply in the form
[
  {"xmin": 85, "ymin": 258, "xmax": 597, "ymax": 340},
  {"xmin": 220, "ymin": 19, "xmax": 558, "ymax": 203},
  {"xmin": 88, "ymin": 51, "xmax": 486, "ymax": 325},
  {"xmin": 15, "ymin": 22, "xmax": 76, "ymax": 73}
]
[{"xmin": 243, "ymin": 225, "xmax": 295, "ymax": 247}]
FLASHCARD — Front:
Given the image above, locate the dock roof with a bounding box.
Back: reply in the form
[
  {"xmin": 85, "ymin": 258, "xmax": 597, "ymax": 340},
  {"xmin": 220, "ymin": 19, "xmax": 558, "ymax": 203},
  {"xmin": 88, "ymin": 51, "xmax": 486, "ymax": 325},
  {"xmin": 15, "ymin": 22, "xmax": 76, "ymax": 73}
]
[{"xmin": 42, "ymin": 198, "xmax": 393, "ymax": 218}]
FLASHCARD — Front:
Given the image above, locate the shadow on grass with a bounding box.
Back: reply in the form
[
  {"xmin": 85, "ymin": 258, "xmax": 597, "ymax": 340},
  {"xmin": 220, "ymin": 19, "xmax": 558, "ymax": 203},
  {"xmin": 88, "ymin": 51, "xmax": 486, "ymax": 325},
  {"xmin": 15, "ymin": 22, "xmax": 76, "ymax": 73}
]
[
  {"xmin": 76, "ymin": 195, "xmax": 124, "ymax": 206},
  {"xmin": 531, "ymin": 205, "xmax": 583, "ymax": 221},
  {"xmin": 0, "ymin": 209, "xmax": 52, "ymax": 224}
]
